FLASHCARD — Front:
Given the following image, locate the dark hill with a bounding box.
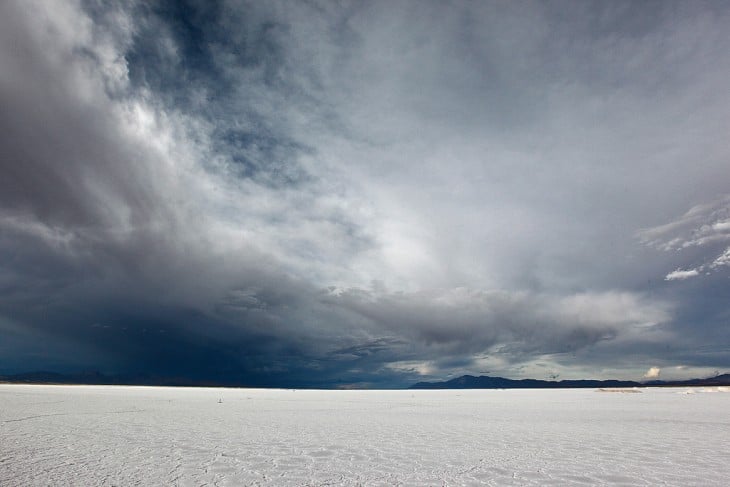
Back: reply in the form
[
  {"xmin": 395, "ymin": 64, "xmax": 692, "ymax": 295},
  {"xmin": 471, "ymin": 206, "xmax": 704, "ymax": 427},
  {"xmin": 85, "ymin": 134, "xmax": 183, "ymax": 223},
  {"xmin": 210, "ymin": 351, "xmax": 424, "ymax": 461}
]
[{"xmin": 410, "ymin": 374, "xmax": 730, "ymax": 389}]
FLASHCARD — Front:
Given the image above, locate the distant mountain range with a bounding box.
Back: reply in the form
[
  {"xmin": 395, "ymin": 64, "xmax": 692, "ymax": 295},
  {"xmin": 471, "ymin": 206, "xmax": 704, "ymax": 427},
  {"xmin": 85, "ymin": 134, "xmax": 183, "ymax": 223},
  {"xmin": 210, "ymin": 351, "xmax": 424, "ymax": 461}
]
[
  {"xmin": 3, "ymin": 370, "xmax": 730, "ymax": 389},
  {"xmin": 410, "ymin": 374, "xmax": 730, "ymax": 389}
]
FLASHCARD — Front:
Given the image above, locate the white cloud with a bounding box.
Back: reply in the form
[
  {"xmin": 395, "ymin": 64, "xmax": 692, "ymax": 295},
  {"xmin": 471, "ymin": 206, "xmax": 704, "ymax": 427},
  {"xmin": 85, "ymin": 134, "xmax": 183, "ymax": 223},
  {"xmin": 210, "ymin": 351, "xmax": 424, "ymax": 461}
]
[
  {"xmin": 709, "ymin": 247, "xmax": 730, "ymax": 270},
  {"xmin": 638, "ymin": 197, "xmax": 730, "ymax": 250},
  {"xmin": 640, "ymin": 196, "xmax": 730, "ymax": 281},
  {"xmin": 643, "ymin": 366, "xmax": 661, "ymax": 379},
  {"xmin": 665, "ymin": 269, "xmax": 700, "ymax": 281}
]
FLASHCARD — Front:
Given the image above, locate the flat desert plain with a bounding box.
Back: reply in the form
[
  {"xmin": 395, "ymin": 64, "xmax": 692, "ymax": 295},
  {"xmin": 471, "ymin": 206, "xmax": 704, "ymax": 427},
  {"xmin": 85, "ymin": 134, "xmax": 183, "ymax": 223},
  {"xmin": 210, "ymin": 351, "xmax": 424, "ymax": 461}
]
[{"xmin": 1, "ymin": 384, "xmax": 728, "ymax": 486}]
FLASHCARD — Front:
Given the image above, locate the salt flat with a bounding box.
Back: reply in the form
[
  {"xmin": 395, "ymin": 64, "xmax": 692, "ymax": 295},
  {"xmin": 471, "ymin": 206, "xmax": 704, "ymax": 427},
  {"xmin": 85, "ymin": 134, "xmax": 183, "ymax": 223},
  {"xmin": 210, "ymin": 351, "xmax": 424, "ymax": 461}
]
[{"xmin": 1, "ymin": 385, "xmax": 728, "ymax": 486}]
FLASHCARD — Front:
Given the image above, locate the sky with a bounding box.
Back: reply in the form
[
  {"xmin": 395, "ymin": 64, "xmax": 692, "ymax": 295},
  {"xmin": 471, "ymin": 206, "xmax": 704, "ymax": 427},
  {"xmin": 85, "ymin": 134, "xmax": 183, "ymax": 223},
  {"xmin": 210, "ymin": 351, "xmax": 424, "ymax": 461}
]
[{"xmin": 1, "ymin": 0, "xmax": 730, "ymax": 388}]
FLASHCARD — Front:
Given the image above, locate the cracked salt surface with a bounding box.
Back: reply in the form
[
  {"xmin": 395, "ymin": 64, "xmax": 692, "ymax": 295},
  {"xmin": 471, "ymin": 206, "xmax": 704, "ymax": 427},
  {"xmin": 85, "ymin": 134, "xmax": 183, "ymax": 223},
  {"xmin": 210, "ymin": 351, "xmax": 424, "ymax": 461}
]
[{"xmin": 1, "ymin": 385, "xmax": 728, "ymax": 486}]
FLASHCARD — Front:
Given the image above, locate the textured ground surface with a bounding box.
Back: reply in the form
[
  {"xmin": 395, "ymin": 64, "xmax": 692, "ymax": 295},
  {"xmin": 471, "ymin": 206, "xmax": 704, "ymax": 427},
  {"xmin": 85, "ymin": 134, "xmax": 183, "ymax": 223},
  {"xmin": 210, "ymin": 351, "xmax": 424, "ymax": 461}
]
[{"xmin": 1, "ymin": 385, "xmax": 728, "ymax": 486}]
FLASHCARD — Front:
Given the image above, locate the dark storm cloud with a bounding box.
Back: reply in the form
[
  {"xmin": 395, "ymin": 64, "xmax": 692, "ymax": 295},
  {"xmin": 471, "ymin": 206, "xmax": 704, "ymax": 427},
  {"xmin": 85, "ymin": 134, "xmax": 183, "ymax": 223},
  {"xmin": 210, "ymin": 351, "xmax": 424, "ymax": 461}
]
[
  {"xmin": 0, "ymin": 0, "xmax": 318, "ymax": 382},
  {"xmin": 1, "ymin": 0, "xmax": 730, "ymax": 386},
  {"xmin": 118, "ymin": 0, "xmax": 319, "ymax": 187}
]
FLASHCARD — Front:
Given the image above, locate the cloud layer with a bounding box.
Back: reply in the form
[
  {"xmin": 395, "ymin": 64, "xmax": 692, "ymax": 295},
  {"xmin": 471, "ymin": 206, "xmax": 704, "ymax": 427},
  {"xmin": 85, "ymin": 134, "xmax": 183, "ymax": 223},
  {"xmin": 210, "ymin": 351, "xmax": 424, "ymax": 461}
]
[
  {"xmin": 1, "ymin": 0, "xmax": 729, "ymax": 386},
  {"xmin": 639, "ymin": 196, "xmax": 730, "ymax": 280}
]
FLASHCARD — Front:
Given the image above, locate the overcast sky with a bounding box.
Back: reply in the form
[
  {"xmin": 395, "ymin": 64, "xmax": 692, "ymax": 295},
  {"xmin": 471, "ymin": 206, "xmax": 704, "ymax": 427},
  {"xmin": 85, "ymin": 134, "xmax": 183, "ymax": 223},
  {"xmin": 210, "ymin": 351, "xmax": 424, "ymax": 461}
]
[{"xmin": 1, "ymin": 0, "xmax": 730, "ymax": 387}]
